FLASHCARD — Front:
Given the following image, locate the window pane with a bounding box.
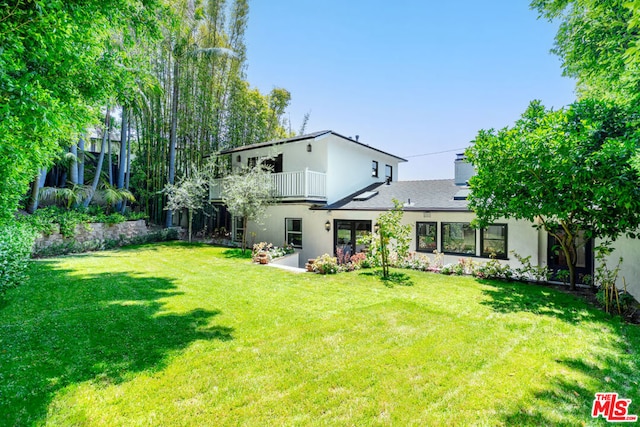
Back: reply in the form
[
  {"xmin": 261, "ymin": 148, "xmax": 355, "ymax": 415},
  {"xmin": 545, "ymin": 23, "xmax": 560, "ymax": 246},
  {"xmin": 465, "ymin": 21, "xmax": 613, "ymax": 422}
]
[
  {"xmin": 417, "ymin": 222, "xmax": 437, "ymax": 252},
  {"xmin": 482, "ymin": 224, "xmax": 507, "ymax": 258},
  {"xmin": 287, "ymin": 219, "xmax": 301, "ymax": 232},
  {"xmin": 442, "ymin": 223, "xmax": 475, "ymax": 255},
  {"xmin": 485, "ymin": 225, "xmax": 505, "ymax": 240},
  {"xmin": 285, "ymin": 218, "xmax": 302, "ymax": 248},
  {"xmin": 287, "ymin": 233, "xmax": 302, "ymax": 247}
]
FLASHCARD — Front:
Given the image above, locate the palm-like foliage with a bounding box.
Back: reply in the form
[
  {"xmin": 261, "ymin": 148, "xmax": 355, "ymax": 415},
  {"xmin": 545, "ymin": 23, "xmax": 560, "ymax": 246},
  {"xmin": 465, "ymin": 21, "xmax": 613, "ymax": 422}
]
[{"xmin": 39, "ymin": 185, "xmax": 94, "ymax": 209}]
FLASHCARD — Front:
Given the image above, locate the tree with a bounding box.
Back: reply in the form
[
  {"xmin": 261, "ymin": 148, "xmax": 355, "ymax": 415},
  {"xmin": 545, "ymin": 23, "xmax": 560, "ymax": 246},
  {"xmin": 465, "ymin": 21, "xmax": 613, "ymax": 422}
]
[
  {"xmin": 0, "ymin": 0, "xmax": 161, "ymax": 224},
  {"xmin": 220, "ymin": 161, "xmax": 275, "ymax": 252},
  {"xmin": 466, "ymin": 99, "xmax": 640, "ymax": 289},
  {"xmin": 368, "ymin": 199, "xmax": 412, "ymax": 279},
  {"xmin": 530, "ymin": 0, "xmax": 640, "ymax": 104},
  {"xmin": 164, "ymin": 170, "xmax": 209, "ymax": 242}
]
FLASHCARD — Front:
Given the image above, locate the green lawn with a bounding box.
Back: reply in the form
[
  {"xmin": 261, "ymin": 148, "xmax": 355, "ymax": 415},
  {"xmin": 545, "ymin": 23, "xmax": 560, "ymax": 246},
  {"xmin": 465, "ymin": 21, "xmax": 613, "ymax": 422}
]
[{"xmin": 1, "ymin": 242, "xmax": 639, "ymax": 426}]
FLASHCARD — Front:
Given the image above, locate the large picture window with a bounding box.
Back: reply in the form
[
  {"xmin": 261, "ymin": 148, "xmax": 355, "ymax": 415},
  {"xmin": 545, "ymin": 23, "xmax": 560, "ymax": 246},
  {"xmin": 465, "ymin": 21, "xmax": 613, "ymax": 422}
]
[
  {"xmin": 286, "ymin": 218, "xmax": 303, "ymax": 248},
  {"xmin": 481, "ymin": 224, "xmax": 508, "ymax": 259},
  {"xmin": 416, "ymin": 222, "xmax": 437, "ymax": 253},
  {"xmin": 441, "ymin": 222, "xmax": 476, "ymax": 255}
]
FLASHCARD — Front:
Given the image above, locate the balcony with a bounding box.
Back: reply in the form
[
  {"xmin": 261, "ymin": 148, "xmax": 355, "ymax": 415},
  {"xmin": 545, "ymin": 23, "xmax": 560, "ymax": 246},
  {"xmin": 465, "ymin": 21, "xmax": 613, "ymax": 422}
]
[{"xmin": 210, "ymin": 169, "xmax": 327, "ymax": 201}]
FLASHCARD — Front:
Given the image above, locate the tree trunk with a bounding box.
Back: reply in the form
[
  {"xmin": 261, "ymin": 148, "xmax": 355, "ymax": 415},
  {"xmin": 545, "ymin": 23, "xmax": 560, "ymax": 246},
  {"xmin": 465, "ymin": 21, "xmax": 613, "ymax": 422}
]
[
  {"xmin": 26, "ymin": 168, "xmax": 47, "ymax": 214},
  {"xmin": 69, "ymin": 143, "xmax": 78, "ymax": 185},
  {"xmin": 84, "ymin": 108, "xmax": 110, "ymax": 207},
  {"xmin": 117, "ymin": 106, "xmax": 129, "ymax": 212},
  {"xmin": 559, "ymin": 242, "xmax": 577, "ymax": 290},
  {"xmin": 78, "ymin": 137, "xmax": 85, "ymax": 185},
  {"xmin": 125, "ymin": 117, "xmax": 131, "ymax": 190},
  {"xmin": 188, "ymin": 209, "xmax": 193, "ymax": 242},
  {"xmin": 166, "ymin": 59, "xmax": 180, "ymax": 228},
  {"xmin": 242, "ymin": 215, "xmax": 248, "ymax": 253},
  {"xmin": 108, "ymin": 122, "xmax": 113, "ymax": 187}
]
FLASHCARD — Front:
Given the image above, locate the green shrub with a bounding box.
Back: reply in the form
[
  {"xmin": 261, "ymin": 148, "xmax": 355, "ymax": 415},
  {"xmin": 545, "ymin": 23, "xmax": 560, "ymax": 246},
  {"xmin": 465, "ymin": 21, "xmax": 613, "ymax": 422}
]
[
  {"xmin": 474, "ymin": 257, "xmax": 514, "ymax": 281},
  {"xmin": 313, "ymin": 254, "xmax": 339, "ymax": 274},
  {"xmin": 0, "ymin": 223, "xmax": 36, "ymax": 295},
  {"xmin": 19, "ymin": 206, "xmax": 147, "ymax": 239}
]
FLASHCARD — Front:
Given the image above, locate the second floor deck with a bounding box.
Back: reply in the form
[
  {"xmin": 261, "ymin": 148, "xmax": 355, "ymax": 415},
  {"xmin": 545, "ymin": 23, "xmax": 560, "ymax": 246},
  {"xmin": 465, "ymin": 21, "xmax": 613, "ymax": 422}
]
[{"xmin": 210, "ymin": 169, "xmax": 327, "ymax": 202}]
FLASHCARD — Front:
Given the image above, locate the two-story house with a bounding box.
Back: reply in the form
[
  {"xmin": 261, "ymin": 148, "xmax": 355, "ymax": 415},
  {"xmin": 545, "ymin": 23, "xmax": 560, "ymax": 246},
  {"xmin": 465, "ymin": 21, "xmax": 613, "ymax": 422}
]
[
  {"xmin": 210, "ymin": 130, "xmax": 640, "ymax": 299},
  {"xmin": 210, "ymin": 130, "xmax": 406, "ymax": 264}
]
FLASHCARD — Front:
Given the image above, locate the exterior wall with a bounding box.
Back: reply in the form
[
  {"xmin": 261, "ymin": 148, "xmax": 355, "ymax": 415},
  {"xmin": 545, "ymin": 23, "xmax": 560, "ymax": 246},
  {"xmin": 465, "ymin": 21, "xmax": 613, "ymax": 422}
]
[
  {"xmin": 246, "ymin": 201, "xmax": 640, "ymax": 301},
  {"xmin": 230, "ymin": 138, "xmax": 328, "ymax": 174},
  {"xmin": 245, "ymin": 204, "xmax": 335, "ymax": 267},
  {"xmin": 325, "ymin": 135, "xmax": 401, "ymax": 204},
  {"xmin": 598, "ymin": 235, "xmax": 640, "ymax": 298},
  {"xmin": 401, "ymin": 211, "xmax": 539, "ymax": 269},
  {"xmin": 246, "ymin": 205, "xmax": 539, "ymax": 271}
]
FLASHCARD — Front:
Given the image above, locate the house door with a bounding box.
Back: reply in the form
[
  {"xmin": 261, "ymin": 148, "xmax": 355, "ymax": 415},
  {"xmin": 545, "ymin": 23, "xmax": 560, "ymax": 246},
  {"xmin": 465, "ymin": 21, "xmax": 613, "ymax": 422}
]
[
  {"xmin": 334, "ymin": 220, "xmax": 372, "ymax": 257},
  {"xmin": 547, "ymin": 231, "xmax": 593, "ymax": 282}
]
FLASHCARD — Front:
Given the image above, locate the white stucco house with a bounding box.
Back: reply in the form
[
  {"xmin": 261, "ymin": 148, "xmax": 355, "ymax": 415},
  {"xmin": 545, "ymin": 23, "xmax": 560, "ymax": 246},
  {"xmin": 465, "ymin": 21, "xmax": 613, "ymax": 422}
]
[{"xmin": 210, "ymin": 130, "xmax": 640, "ymax": 298}]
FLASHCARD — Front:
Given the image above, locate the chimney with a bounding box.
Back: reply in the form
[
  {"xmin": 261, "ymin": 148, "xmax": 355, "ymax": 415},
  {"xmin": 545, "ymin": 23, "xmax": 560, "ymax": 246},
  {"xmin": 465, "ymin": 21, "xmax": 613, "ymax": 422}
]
[
  {"xmin": 355, "ymin": 135, "xmax": 359, "ymax": 141},
  {"xmin": 454, "ymin": 153, "xmax": 475, "ymax": 186}
]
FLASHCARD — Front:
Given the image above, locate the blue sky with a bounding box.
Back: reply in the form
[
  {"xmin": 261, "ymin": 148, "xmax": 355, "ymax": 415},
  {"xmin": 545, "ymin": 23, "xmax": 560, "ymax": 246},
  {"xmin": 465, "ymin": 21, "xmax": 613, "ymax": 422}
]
[{"xmin": 243, "ymin": 1, "xmax": 576, "ymax": 180}]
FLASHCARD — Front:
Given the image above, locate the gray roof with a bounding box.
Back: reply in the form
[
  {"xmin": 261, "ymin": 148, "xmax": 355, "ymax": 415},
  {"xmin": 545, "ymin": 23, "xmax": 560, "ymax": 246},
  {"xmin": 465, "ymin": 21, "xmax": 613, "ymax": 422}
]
[
  {"xmin": 220, "ymin": 130, "xmax": 407, "ymax": 162},
  {"xmin": 321, "ymin": 179, "xmax": 470, "ymax": 211}
]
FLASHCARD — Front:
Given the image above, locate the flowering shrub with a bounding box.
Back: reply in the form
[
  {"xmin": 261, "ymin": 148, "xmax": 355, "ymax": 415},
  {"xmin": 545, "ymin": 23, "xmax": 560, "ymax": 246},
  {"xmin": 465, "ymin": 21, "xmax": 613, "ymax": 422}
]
[
  {"xmin": 350, "ymin": 252, "xmax": 367, "ymax": 267},
  {"xmin": 313, "ymin": 254, "xmax": 339, "ymax": 274},
  {"xmin": 336, "ymin": 247, "xmax": 351, "ymax": 265},
  {"xmin": 396, "ymin": 252, "xmax": 431, "ymax": 271},
  {"xmin": 252, "ymin": 242, "xmax": 294, "ymax": 263},
  {"xmin": 473, "ymin": 256, "xmax": 513, "ymax": 280}
]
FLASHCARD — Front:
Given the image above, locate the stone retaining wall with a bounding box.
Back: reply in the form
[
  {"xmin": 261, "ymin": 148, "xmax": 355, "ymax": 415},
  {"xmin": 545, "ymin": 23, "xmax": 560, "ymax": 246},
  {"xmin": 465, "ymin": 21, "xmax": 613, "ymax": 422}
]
[{"xmin": 34, "ymin": 220, "xmax": 149, "ymax": 251}]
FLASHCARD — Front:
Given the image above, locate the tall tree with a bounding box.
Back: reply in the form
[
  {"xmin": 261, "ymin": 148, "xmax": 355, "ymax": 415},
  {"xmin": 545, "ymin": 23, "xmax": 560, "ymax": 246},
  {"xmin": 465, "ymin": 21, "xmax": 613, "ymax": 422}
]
[
  {"xmin": 164, "ymin": 169, "xmax": 209, "ymax": 242},
  {"xmin": 466, "ymin": 99, "xmax": 640, "ymax": 289},
  {"xmin": 530, "ymin": 0, "xmax": 640, "ymax": 104},
  {"xmin": 0, "ymin": 0, "xmax": 161, "ymax": 224},
  {"xmin": 221, "ymin": 161, "xmax": 275, "ymax": 252}
]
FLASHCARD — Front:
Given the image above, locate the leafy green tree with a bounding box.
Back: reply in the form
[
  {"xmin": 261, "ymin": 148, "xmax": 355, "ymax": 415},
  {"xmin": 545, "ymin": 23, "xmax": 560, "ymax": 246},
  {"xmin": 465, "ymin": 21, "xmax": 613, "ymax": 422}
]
[
  {"xmin": 466, "ymin": 99, "xmax": 640, "ymax": 289},
  {"xmin": 164, "ymin": 171, "xmax": 209, "ymax": 242},
  {"xmin": 370, "ymin": 199, "xmax": 412, "ymax": 279},
  {"xmin": 0, "ymin": 0, "xmax": 160, "ymax": 225},
  {"xmin": 221, "ymin": 162, "xmax": 275, "ymax": 252},
  {"xmin": 530, "ymin": 0, "xmax": 639, "ymax": 104}
]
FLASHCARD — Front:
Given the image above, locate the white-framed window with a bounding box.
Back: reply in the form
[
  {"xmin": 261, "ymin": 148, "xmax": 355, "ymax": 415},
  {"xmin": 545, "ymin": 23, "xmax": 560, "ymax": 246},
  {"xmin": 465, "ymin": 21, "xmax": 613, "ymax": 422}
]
[{"xmin": 285, "ymin": 218, "xmax": 302, "ymax": 248}]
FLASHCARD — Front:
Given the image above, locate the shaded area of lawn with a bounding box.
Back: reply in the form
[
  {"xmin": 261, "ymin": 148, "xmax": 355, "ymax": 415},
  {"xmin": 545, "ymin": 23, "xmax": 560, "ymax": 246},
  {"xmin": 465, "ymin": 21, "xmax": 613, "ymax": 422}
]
[
  {"xmin": 480, "ymin": 279, "xmax": 640, "ymax": 425},
  {"xmin": 480, "ymin": 279, "xmax": 598, "ymax": 323},
  {"xmin": 0, "ymin": 260, "xmax": 233, "ymax": 426}
]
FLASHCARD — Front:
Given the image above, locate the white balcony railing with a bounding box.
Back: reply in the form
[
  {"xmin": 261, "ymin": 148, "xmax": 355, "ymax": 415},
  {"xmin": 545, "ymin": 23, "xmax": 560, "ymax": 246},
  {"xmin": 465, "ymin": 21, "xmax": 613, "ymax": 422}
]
[{"xmin": 210, "ymin": 169, "xmax": 327, "ymax": 201}]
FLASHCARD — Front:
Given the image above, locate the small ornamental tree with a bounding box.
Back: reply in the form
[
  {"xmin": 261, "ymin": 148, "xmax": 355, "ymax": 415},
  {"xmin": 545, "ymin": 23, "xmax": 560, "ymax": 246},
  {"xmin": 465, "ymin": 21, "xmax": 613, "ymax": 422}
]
[
  {"xmin": 221, "ymin": 161, "xmax": 275, "ymax": 252},
  {"xmin": 370, "ymin": 199, "xmax": 412, "ymax": 279},
  {"xmin": 466, "ymin": 99, "xmax": 640, "ymax": 290},
  {"xmin": 164, "ymin": 171, "xmax": 208, "ymax": 242}
]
